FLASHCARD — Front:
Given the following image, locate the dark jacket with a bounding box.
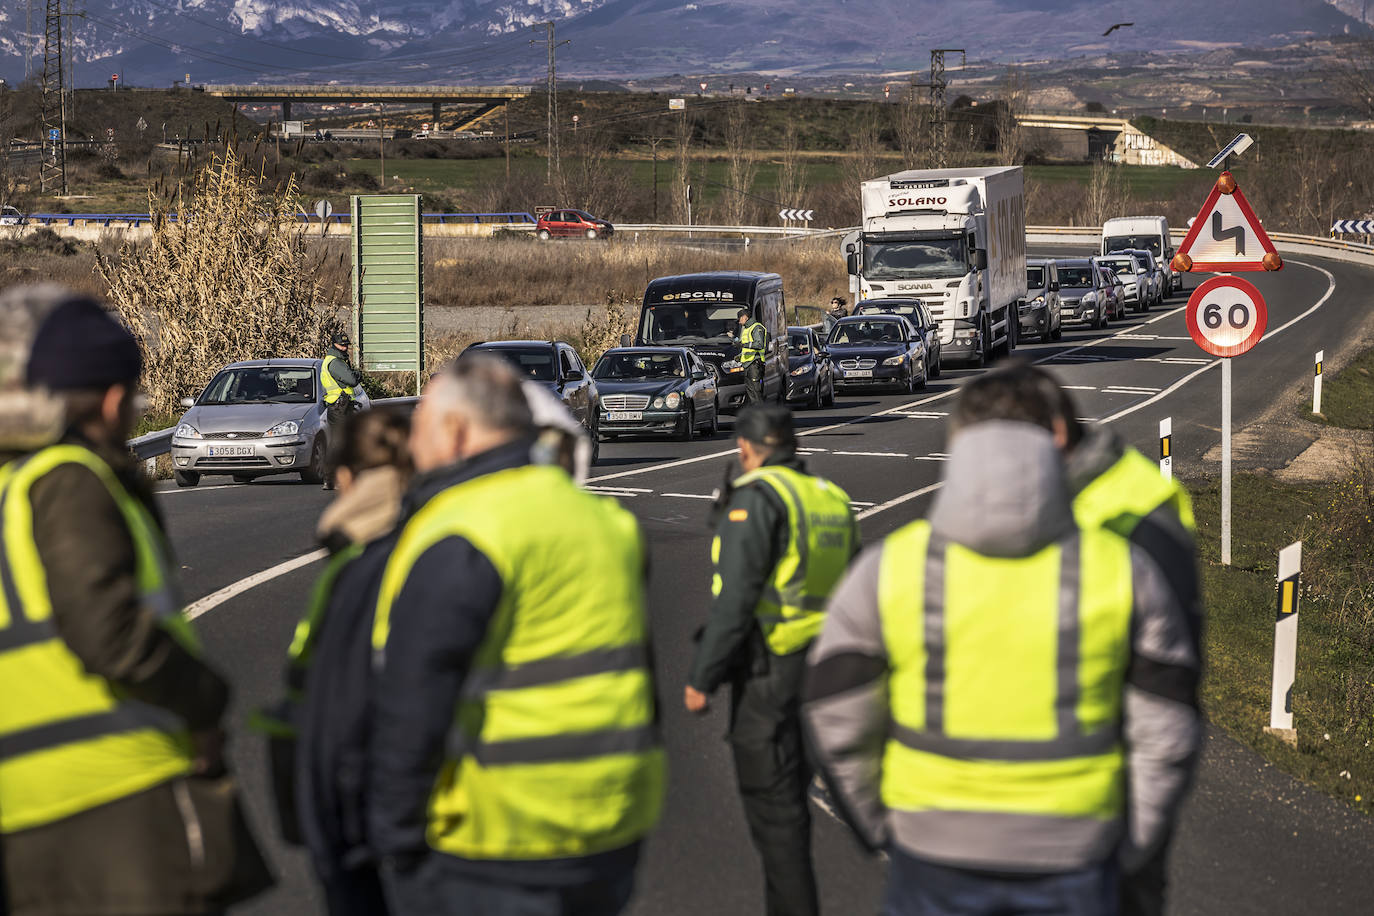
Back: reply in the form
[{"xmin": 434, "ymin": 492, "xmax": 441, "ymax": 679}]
[
  {"xmin": 367, "ymin": 439, "xmax": 641, "ymax": 887},
  {"xmin": 2, "ymin": 434, "xmax": 272, "ymax": 916},
  {"xmin": 325, "ymin": 349, "xmax": 360, "ymax": 389},
  {"xmin": 293, "ymin": 466, "xmax": 407, "ymax": 916},
  {"xmin": 688, "ymin": 453, "xmax": 859, "ymax": 693}
]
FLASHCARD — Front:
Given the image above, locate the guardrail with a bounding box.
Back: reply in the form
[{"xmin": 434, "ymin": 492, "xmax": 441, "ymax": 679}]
[
  {"xmin": 10, "ymin": 211, "xmax": 538, "ymax": 229},
  {"xmin": 1027, "ymin": 224, "xmax": 1374, "ymax": 268}
]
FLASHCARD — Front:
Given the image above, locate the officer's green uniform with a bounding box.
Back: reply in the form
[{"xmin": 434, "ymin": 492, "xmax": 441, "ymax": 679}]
[
  {"xmin": 373, "ymin": 463, "xmax": 665, "ymax": 864},
  {"xmin": 0, "ymin": 444, "xmax": 200, "ymax": 835},
  {"xmin": 689, "ymin": 457, "xmax": 857, "ymax": 916},
  {"xmin": 740, "ymin": 319, "xmax": 767, "ymax": 406},
  {"xmin": 876, "ymin": 520, "xmax": 1136, "ymax": 862}
]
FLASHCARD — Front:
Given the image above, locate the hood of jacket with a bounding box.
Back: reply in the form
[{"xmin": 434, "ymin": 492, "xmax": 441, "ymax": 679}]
[
  {"xmin": 1065, "ymin": 424, "xmax": 1126, "ymax": 497},
  {"xmin": 928, "ymin": 421, "xmax": 1075, "ymax": 558},
  {"xmin": 316, "ymin": 465, "xmax": 406, "ymax": 551}
]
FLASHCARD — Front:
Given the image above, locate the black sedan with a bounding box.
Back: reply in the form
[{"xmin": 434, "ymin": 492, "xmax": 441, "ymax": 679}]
[
  {"xmin": 827, "ymin": 316, "xmax": 928, "ymax": 394},
  {"xmin": 786, "ymin": 326, "xmax": 835, "ymax": 409},
  {"xmin": 852, "ymin": 299, "xmax": 942, "ymax": 378},
  {"xmin": 592, "ymin": 347, "xmax": 719, "ymax": 441},
  {"xmin": 464, "ymin": 339, "xmax": 601, "ymax": 461}
]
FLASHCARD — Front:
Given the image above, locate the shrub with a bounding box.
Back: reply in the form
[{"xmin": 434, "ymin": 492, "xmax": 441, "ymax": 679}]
[{"xmin": 95, "ymin": 148, "xmax": 343, "ymax": 416}]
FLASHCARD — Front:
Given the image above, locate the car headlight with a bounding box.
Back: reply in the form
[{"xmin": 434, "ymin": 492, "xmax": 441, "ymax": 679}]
[
  {"xmin": 721, "ymin": 360, "xmax": 744, "ymax": 374},
  {"xmin": 882, "ymin": 355, "xmax": 906, "ymax": 366},
  {"xmin": 174, "ymin": 423, "xmax": 202, "ymax": 440},
  {"xmin": 664, "ymin": 392, "xmax": 681, "ymax": 409},
  {"xmin": 652, "ymin": 396, "xmax": 665, "ymax": 408},
  {"xmin": 790, "ymin": 365, "xmax": 812, "ymax": 376},
  {"xmin": 267, "ymin": 420, "xmax": 299, "ymax": 438},
  {"xmin": 1032, "ymin": 295, "xmax": 1045, "ymax": 305}
]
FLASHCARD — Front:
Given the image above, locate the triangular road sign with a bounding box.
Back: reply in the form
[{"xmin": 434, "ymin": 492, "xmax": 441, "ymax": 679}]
[{"xmin": 1174, "ymin": 171, "xmax": 1282, "ymax": 273}]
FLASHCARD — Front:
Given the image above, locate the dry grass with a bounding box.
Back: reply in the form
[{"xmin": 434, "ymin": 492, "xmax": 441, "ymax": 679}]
[{"xmin": 95, "ymin": 149, "xmax": 344, "ymax": 416}]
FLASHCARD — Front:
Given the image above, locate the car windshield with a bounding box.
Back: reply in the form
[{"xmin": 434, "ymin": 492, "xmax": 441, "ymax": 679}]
[
  {"xmin": 1058, "ymin": 267, "xmax": 1097, "ymax": 288},
  {"xmin": 788, "ymin": 333, "xmax": 811, "ymax": 355},
  {"xmin": 1026, "ymin": 266, "xmax": 1046, "ymax": 288},
  {"xmin": 481, "ymin": 347, "xmax": 557, "ymax": 381},
  {"xmin": 573, "ymin": 210, "xmax": 598, "ymax": 221},
  {"xmin": 641, "ymin": 303, "xmax": 743, "ymax": 344},
  {"xmin": 593, "ymin": 352, "xmax": 686, "ymax": 380},
  {"xmin": 857, "ymin": 303, "xmax": 921, "ymax": 322},
  {"xmin": 1101, "ymin": 260, "xmax": 1137, "ymax": 275},
  {"xmin": 830, "ymin": 320, "xmax": 903, "ymax": 345},
  {"xmin": 863, "ymin": 237, "xmax": 966, "ymax": 280},
  {"xmin": 1106, "ymin": 234, "xmax": 1162, "ymax": 257},
  {"xmin": 200, "ymin": 367, "xmax": 316, "ymax": 405}
]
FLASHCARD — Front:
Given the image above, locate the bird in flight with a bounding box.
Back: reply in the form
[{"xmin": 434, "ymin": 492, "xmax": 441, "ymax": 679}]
[{"xmin": 1103, "ymin": 22, "xmax": 1134, "ymax": 36}]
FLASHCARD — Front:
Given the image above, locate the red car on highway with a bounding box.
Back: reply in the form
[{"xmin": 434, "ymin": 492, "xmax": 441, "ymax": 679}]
[{"xmin": 536, "ymin": 209, "xmax": 614, "ymax": 240}]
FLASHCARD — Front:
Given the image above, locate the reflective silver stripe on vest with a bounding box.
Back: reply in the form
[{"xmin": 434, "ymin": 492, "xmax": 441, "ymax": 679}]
[
  {"xmin": 470, "ymin": 723, "xmax": 659, "ymax": 766},
  {"xmin": 460, "ymin": 644, "xmax": 648, "ymax": 700},
  {"xmin": 0, "ymin": 701, "xmax": 182, "ymax": 762},
  {"xmin": 888, "ymin": 721, "xmax": 1120, "ymax": 761},
  {"xmin": 913, "ymin": 532, "xmax": 1114, "ymax": 760}
]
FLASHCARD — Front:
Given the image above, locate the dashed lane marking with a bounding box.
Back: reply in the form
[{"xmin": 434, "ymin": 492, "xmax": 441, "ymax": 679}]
[
  {"xmin": 661, "ymin": 493, "xmax": 715, "ymax": 500},
  {"xmin": 834, "ymin": 451, "xmax": 909, "ymax": 458}
]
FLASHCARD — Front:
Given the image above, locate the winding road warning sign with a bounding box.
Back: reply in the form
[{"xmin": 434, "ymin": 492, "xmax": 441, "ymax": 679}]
[
  {"xmin": 1173, "ymin": 171, "xmax": 1282, "ymax": 273},
  {"xmin": 1185, "ymin": 275, "xmax": 1268, "ymax": 358}
]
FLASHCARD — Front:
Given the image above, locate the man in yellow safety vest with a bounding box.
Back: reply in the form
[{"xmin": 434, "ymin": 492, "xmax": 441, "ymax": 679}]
[
  {"xmin": 320, "ymin": 333, "xmax": 361, "ymax": 490},
  {"xmin": 803, "ymin": 366, "xmax": 1200, "ymax": 914},
  {"xmin": 0, "ymin": 285, "xmax": 271, "ymax": 916},
  {"xmin": 737, "ymin": 309, "xmax": 768, "ymax": 406}
]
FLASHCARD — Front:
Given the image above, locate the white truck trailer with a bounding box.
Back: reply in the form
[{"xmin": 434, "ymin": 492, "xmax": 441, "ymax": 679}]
[{"xmin": 844, "ymin": 166, "xmax": 1026, "ymax": 366}]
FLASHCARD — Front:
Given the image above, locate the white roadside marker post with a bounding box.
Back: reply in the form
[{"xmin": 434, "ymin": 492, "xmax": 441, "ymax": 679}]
[
  {"xmin": 1159, "ymin": 417, "xmax": 1172, "ymax": 479},
  {"xmin": 1264, "ymin": 541, "xmax": 1302, "ymax": 747},
  {"xmin": 1313, "ymin": 350, "xmax": 1324, "ymax": 415}
]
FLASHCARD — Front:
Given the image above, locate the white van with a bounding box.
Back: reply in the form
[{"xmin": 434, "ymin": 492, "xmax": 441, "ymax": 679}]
[{"xmin": 1102, "ymin": 216, "xmax": 1179, "ymax": 296}]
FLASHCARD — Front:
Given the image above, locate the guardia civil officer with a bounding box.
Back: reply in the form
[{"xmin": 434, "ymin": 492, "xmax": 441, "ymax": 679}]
[
  {"xmin": 0, "ymin": 285, "xmax": 271, "ymax": 915},
  {"xmin": 736, "ymin": 308, "xmax": 767, "ymax": 406},
  {"xmin": 321, "ymin": 333, "xmax": 361, "ymax": 488},
  {"xmin": 947, "ymin": 361, "xmax": 1201, "ymax": 916},
  {"xmin": 803, "ymin": 367, "xmax": 1201, "ymax": 915},
  {"xmin": 685, "ymin": 405, "xmax": 858, "ymax": 916},
  {"xmin": 368, "ymin": 355, "xmax": 664, "ymax": 915}
]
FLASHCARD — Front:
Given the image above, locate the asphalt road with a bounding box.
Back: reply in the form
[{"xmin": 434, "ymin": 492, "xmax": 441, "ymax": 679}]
[{"xmin": 154, "ymin": 251, "xmax": 1374, "ymax": 915}]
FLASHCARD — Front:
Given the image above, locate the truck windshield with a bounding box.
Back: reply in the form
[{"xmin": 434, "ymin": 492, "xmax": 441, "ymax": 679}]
[
  {"xmin": 863, "ymin": 237, "xmax": 966, "ymax": 280},
  {"xmin": 1105, "ymin": 234, "xmax": 1162, "ymax": 257},
  {"xmin": 641, "ymin": 303, "xmax": 742, "ymax": 345}
]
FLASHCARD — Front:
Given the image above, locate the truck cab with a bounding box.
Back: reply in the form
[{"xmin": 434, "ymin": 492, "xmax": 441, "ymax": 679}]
[{"xmin": 845, "ymin": 166, "xmax": 1025, "ymax": 368}]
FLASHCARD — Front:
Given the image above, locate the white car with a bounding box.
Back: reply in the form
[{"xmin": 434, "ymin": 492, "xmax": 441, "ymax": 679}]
[{"xmin": 0, "ymin": 206, "xmax": 26, "ymax": 226}]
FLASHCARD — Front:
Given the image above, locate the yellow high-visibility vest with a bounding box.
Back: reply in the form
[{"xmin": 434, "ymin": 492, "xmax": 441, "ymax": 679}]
[{"xmin": 321, "ymin": 354, "xmax": 356, "ymax": 405}]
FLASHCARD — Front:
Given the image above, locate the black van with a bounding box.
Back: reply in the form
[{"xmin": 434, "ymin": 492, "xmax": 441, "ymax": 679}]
[{"xmin": 632, "ymin": 272, "xmax": 789, "ymax": 410}]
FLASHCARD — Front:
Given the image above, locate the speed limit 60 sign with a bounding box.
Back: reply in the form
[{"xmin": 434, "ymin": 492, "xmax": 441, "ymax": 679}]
[{"xmin": 1186, "ymin": 276, "xmax": 1268, "ymax": 358}]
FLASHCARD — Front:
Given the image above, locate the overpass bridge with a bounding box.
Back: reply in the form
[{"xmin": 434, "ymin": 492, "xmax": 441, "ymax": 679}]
[
  {"xmin": 1014, "ymin": 111, "xmax": 1198, "ymax": 167},
  {"xmin": 199, "ymin": 84, "xmax": 530, "ymax": 129}
]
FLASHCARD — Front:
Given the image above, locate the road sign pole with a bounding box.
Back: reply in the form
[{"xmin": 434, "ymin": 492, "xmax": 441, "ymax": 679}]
[
  {"xmin": 1313, "ymin": 350, "xmax": 1324, "ymax": 415},
  {"xmin": 1264, "ymin": 541, "xmax": 1301, "ymax": 747},
  {"xmin": 1159, "ymin": 417, "xmax": 1172, "ymax": 479},
  {"xmin": 1221, "ymin": 356, "xmax": 1232, "ymax": 566}
]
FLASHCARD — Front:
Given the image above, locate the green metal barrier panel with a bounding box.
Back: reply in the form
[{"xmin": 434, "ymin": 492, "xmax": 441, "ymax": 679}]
[{"xmin": 351, "ymin": 194, "xmax": 424, "ymax": 388}]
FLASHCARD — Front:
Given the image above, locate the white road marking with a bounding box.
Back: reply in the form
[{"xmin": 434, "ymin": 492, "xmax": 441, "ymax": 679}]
[
  {"xmin": 1062, "ymin": 385, "xmax": 1097, "ymax": 391},
  {"xmin": 661, "ymin": 493, "xmax": 715, "ymax": 500},
  {"xmin": 156, "ymin": 485, "xmax": 241, "ymax": 496},
  {"xmin": 587, "ymin": 485, "xmax": 653, "ymax": 493},
  {"xmin": 834, "ymin": 451, "xmax": 909, "ymax": 458},
  {"xmin": 912, "ymin": 456, "xmax": 948, "ymax": 462},
  {"xmin": 184, "ymin": 549, "xmax": 329, "ymax": 621},
  {"xmin": 857, "ymin": 483, "xmax": 943, "ymax": 520}
]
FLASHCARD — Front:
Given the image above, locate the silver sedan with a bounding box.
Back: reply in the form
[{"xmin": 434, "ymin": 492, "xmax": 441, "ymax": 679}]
[{"xmin": 169, "ymin": 358, "xmax": 369, "ymax": 487}]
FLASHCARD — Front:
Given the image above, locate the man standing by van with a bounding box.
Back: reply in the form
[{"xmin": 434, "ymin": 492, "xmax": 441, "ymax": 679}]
[{"xmin": 737, "ymin": 309, "xmax": 767, "ymax": 406}]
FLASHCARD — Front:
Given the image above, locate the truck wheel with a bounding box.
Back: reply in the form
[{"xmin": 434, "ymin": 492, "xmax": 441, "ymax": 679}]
[
  {"xmin": 993, "ymin": 311, "xmax": 1013, "ymax": 359},
  {"xmin": 979, "ymin": 316, "xmax": 994, "ymax": 366}
]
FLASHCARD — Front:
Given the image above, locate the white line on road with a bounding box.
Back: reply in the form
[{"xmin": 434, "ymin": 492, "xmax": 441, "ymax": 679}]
[
  {"xmin": 661, "ymin": 493, "xmax": 715, "ymax": 500},
  {"xmin": 587, "ymin": 485, "xmax": 654, "ymax": 493},
  {"xmin": 857, "ymin": 484, "xmax": 944, "ymax": 520},
  {"xmin": 834, "ymin": 451, "xmax": 909, "ymax": 458},
  {"xmin": 1062, "ymin": 385, "xmax": 1097, "ymax": 391},
  {"xmin": 184, "ymin": 549, "xmax": 329, "ymax": 621},
  {"xmin": 156, "ymin": 485, "xmax": 241, "ymax": 496}
]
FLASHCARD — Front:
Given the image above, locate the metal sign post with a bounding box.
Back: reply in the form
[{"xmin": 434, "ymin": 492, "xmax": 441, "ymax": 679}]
[
  {"xmin": 1159, "ymin": 417, "xmax": 1172, "ymax": 479},
  {"xmin": 1185, "ymin": 275, "xmax": 1269, "ymax": 567},
  {"xmin": 1264, "ymin": 541, "xmax": 1302, "ymax": 747}
]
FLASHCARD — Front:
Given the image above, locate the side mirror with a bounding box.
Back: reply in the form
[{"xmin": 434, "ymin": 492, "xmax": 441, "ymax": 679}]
[
  {"xmin": 1049, "ymin": 281, "xmax": 1060, "ymax": 291},
  {"xmin": 972, "ymin": 249, "xmax": 988, "ymax": 270},
  {"xmin": 563, "ymin": 367, "xmax": 584, "ymax": 381},
  {"xmin": 179, "ymin": 396, "xmax": 197, "ymax": 408},
  {"xmin": 691, "ymin": 369, "xmax": 708, "ymax": 381},
  {"xmin": 619, "ymin": 333, "xmax": 633, "ymax": 348},
  {"xmin": 846, "ymin": 252, "xmax": 859, "ymax": 276}
]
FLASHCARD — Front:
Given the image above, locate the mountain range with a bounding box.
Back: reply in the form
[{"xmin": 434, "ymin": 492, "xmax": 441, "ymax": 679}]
[{"xmin": 0, "ymin": 0, "xmax": 1364, "ymax": 85}]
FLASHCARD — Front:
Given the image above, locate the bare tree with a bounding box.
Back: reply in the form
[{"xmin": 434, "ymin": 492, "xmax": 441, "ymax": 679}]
[
  {"xmin": 996, "ymin": 66, "xmax": 1027, "ymax": 164},
  {"xmin": 1080, "ymin": 158, "xmax": 1130, "ymax": 227},
  {"xmin": 1333, "ymin": 39, "xmax": 1374, "ymax": 120},
  {"xmin": 777, "ymin": 118, "xmax": 809, "ymax": 225},
  {"xmin": 723, "ymin": 100, "xmax": 760, "ymax": 226},
  {"xmin": 843, "ymin": 103, "xmax": 887, "ymax": 189},
  {"xmin": 672, "ymin": 112, "xmax": 693, "ymax": 224},
  {"xmin": 557, "ymin": 125, "xmax": 635, "ymax": 220},
  {"xmin": 895, "ymin": 88, "xmax": 935, "ymax": 169}
]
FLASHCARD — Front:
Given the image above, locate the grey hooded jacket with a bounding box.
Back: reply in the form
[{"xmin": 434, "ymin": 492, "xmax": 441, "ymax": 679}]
[{"xmin": 802, "ymin": 421, "xmax": 1201, "ymax": 874}]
